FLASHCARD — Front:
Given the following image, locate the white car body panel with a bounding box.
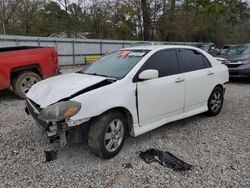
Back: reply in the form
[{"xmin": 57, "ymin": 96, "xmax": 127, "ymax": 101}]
[
  {"xmin": 26, "ymin": 73, "xmax": 106, "ymax": 108},
  {"xmin": 26, "ymin": 45, "xmax": 229, "ymax": 137},
  {"xmin": 137, "ymin": 74, "xmax": 185, "ymax": 126},
  {"xmin": 70, "ymin": 78, "xmax": 138, "ymax": 125},
  {"xmin": 132, "ymin": 105, "xmax": 208, "ymax": 137},
  {"xmin": 182, "ymin": 68, "xmax": 216, "ymax": 112}
]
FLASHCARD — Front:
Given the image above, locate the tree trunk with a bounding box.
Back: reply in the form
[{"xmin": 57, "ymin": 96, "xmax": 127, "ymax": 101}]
[{"xmin": 141, "ymin": 0, "xmax": 151, "ymax": 40}]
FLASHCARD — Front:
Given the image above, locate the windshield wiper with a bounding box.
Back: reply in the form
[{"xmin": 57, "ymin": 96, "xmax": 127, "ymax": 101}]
[{"xmin": 83, "ymin": 72, "xmax": 116, "ymax": 79}]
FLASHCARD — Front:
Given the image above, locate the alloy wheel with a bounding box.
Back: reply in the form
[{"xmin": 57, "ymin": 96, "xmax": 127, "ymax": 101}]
[
  {"xmin": 104, "ymin": 119, "xmax": 124, "ymax": 152},
  {"xmin": 210, "ymin": 91, "xmax": 222, "ymax": 112}
]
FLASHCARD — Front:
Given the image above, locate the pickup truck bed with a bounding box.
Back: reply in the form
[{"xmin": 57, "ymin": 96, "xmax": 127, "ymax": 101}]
[{"xmin": 0, "ymin": 46, "xmax": 59, "ymax": 98}]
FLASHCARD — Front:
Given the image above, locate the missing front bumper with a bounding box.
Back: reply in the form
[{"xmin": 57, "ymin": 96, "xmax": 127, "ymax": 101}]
[
  {"xmin": 26, "ymin": 99, "xmax": 68, "ymax": 147},
  {"xmin": 25, "ymin": 99, "xmax": 90, "ymax": 147}
]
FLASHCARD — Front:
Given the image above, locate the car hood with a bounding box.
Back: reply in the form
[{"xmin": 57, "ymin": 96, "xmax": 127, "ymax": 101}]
[
  {"xmin": 26, "ymin": 73, "xmax": 107, "ymax": 108},
  {"xmin": 221, "ymin": 55, "xmax": 250, "ymax": 63}
]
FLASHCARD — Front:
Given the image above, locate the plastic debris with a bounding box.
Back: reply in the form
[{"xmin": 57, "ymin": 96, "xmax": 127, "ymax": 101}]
[
  {"xmin": 44, "ymin": 150, "xmax": 57, "ymax": 162},
  {"xmin": 139, "ymin": 148, "xmax": 192, "ymax": 171}
]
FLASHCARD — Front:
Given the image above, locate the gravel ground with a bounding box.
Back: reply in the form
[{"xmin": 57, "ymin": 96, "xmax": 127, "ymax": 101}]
[{"xmin": 0, "ymin": 67, "xmax": 250, "ymax": 187}]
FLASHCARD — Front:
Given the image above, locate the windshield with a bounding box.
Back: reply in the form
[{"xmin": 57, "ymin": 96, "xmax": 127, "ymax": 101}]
[
  {"xmin": 80, "ymin": 50, "xmax": 149, "ymax": 79},
  {"xmin": 224, "ymin": 45, "xmax": 250, "ymax": 56}
]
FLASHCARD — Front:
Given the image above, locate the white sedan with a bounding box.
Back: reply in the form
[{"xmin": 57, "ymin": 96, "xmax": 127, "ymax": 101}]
[{"xmin": 25, "ymin": 45, "xmax": 229, "ymax": 159}]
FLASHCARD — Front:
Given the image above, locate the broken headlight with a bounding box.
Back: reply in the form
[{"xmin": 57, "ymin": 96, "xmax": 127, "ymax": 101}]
[{"xmin": 37, "ymin": 101, "xmax": 81, "ymax": 122}]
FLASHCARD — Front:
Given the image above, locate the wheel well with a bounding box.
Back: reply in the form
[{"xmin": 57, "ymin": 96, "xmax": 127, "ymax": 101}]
[
  {"xmin": 11, "ymin": 65, "xmax": 42, "ymax": 83},
  {"xmin": 208, "ymin": 84, "xmax": 224, "ymax": 101},
  {"xmin": 105, "ymin": 107, "xmax": 133, "ymax": 133},
  {"xmin": 214, "ymin": 84, "xmax": 223, "ymax": 90},
  {"xmin": 207, "ymin": 84, "xmax": 224, "ymax": 101}
]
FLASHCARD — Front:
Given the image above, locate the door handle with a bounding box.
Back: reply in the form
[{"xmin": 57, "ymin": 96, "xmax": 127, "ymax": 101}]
[
  {"xmin": 207, "ymin": 71, "xmax": 214, "ymax": 76},
  {"xmin": 175, "ymin": 77, "xmax": 185, "ymax": 83}
]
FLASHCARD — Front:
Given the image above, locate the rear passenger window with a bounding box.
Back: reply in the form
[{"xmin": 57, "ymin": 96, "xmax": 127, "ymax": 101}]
[
  {"xmin": 203, "ymin": 56, "xmax": 212, "ymax": 68},
  {"xmin": 141, "ymin": 50, "xmax": 178, "ymax": 78},
  {"xmin": 178, "ymin": 49, "xmax": 206, "ymax": 73}
]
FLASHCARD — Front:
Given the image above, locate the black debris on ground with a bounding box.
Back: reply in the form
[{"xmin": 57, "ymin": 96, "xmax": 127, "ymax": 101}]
[
  {"xmin": 122, "ymin": 162, "xmax": 133, "ymax": 169},
  {"xmin": 139, "ymin": 148, "xmax": 192, "ymax": 171},
  {"xmin": 44, "ymin": 150, "xmax": 57, "ymax": 162}
]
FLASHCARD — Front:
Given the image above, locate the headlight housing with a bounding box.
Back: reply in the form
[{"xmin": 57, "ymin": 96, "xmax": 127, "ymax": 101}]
[{"xmin": 37, "ymin": 101, "xmax": 81, "ymax": 122}]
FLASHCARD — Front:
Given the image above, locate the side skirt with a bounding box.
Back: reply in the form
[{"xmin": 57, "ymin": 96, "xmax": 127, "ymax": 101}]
[{"xmin": 131, "ymin": 105, "xmax": 208, "ymax": 137}]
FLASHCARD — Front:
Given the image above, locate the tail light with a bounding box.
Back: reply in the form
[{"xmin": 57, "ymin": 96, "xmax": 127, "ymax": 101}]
[{"xmin": 52, "ymin": 51, "xmax": 58, "ymax": 64}]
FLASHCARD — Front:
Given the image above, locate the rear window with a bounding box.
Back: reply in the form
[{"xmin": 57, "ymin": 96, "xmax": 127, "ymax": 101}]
[{"xmin": 178, "ymin": 49, "xmax": 206, "ymax": 73}]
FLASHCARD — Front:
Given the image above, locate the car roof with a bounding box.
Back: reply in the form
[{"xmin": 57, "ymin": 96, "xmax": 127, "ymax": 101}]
[{"xmin": 124, "ymin": 45, "xmax": 200, "ymax": 51}]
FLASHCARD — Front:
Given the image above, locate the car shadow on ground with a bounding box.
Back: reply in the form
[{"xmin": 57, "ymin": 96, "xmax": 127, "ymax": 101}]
[
  {"xmin": 0, "ymin": 89, "xmax": 21, "ymax": 101},
  {"xmin": 229, "ymin": 78, "xmax": 250, "ymax": 84}
]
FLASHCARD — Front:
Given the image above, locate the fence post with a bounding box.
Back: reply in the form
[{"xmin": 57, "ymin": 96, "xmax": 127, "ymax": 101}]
[
  {"xmin": 100, "ymin": 41, "xmax": 103, "ymax": 55},
  {"xmin": 72, "ymin": 38, "xmax": 75, "ymax": 65},
  {"xmin": 37, "ymin": 38, "xmax": 40, "ymax": 46}
]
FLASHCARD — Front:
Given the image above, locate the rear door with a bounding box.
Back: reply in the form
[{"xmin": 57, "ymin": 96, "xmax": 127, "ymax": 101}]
[
  {"xmin": 177, "ymin": 49, "xmax": 215, "ymax": 112},
  {"xmin": 136, "ymin": 50, "xmax": 185, "ymax": 126}
]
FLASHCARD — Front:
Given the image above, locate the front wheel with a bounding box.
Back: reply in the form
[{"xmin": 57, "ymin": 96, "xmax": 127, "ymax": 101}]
[
  {"xmin": 88, "ymin": 111, "xmax": 127, "ymax": 159},
  {"xmin": 206, "ymin": 86, "xmax": 224, "ymax": 116}
]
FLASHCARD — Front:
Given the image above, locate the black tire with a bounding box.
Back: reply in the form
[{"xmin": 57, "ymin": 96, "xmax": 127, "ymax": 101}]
[
  {"xmin": 206, "ymin": 86, "xmax": 224, "ymax": 116},
  {"xmin": 88, "ymin": 110, "xmax": 127, "ymax": 159},
  {"xmin": 12, "ymin": 71, "xmax": 41, "ymax": 98}
]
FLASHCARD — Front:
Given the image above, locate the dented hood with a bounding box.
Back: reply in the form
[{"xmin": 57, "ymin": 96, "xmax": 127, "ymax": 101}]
[{"xmin": 26, "ymin": 73, "xmax": 106, "ymax": 108}]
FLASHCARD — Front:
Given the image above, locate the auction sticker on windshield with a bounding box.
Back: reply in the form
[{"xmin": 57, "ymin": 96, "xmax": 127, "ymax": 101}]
[{"xmin": 120, "ymin": 51, "xmax": 130, "ymax": 57}]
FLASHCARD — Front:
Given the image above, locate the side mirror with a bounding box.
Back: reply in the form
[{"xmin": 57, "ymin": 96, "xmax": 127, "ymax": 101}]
[{"xmin": 138, "ymin": 69, "xmax": 159, "ymax": 80}]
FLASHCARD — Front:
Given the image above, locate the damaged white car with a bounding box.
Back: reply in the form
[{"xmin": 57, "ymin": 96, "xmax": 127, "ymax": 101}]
[{"xmin": 25, "ymin": 45, "xmax": 229, "ymax": 159}]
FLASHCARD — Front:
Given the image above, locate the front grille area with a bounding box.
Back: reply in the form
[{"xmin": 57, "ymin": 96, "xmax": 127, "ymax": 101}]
[
  {"xmin": 226, "ymin": 63, "xmax": 242, "ymax": 68},
  {"xmin": 26, "ymin": 99, "xmax": 49, "ymax": 130}
]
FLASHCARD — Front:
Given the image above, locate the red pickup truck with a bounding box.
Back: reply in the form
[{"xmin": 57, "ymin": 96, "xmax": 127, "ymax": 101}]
[{"xmin": 0, "ymin": 46, "xmax": 59, "ymax": 98}]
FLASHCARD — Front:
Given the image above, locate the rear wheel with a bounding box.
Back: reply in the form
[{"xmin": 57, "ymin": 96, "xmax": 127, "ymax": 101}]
[
  {"xmin": 88, "ymin": 111, "xmax": 127, "ymax": 159},
  {"xmin": 13, "ymin": 71, "xmax": 41, "ymax": 98},
  {"xmin": 206, "ymin": 86, "xmax": 224, "ymax": 116}
]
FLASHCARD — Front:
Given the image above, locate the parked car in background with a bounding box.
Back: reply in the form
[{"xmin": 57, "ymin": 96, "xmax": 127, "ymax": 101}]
[
  {"xmin": 0, "ymin": 46, "xmax": 59, "ymax": 98},
  {"xmin": 26, "ymin": 45, "xmax": 228, "ymax": 159},
  {"xmin": 193, "ymin": 43, "xmax": 220, "ymax": 56},
  {"xmin": 220, "ymin": 44, "xmax": 250, "ymax": 78},
  {"xmin": 220, "ymin": 45, "xmax": 235, "ymax": 55}
]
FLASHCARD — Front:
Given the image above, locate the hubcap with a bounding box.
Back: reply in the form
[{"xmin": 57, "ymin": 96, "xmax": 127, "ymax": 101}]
[
  {"xmin": 211, "ymin": 91, "xmax": 222, "ymax": 112},
  {"xmin": 104, "ymin": 119, "xmax": 124, "ymax": 152},
  {"xmin": 20, "ymin": 76, "xmax": 39, "ymax": 94}
]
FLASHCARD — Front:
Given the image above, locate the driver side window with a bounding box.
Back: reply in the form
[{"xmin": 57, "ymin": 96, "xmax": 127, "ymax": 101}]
[{"xmin": 137, "ymin": 50, "xmax": 179, "ymax": 80}]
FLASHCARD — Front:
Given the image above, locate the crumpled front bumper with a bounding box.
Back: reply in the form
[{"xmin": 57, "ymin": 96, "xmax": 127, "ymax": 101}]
[{"xmin": 25, "ymin": 99, "xmax": 67, "ymax": 147}]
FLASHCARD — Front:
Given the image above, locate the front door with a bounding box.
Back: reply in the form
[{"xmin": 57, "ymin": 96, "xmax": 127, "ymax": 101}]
[{"xmin": 136, "ymin": 50, "xmax": 185, "ymax": 126}]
